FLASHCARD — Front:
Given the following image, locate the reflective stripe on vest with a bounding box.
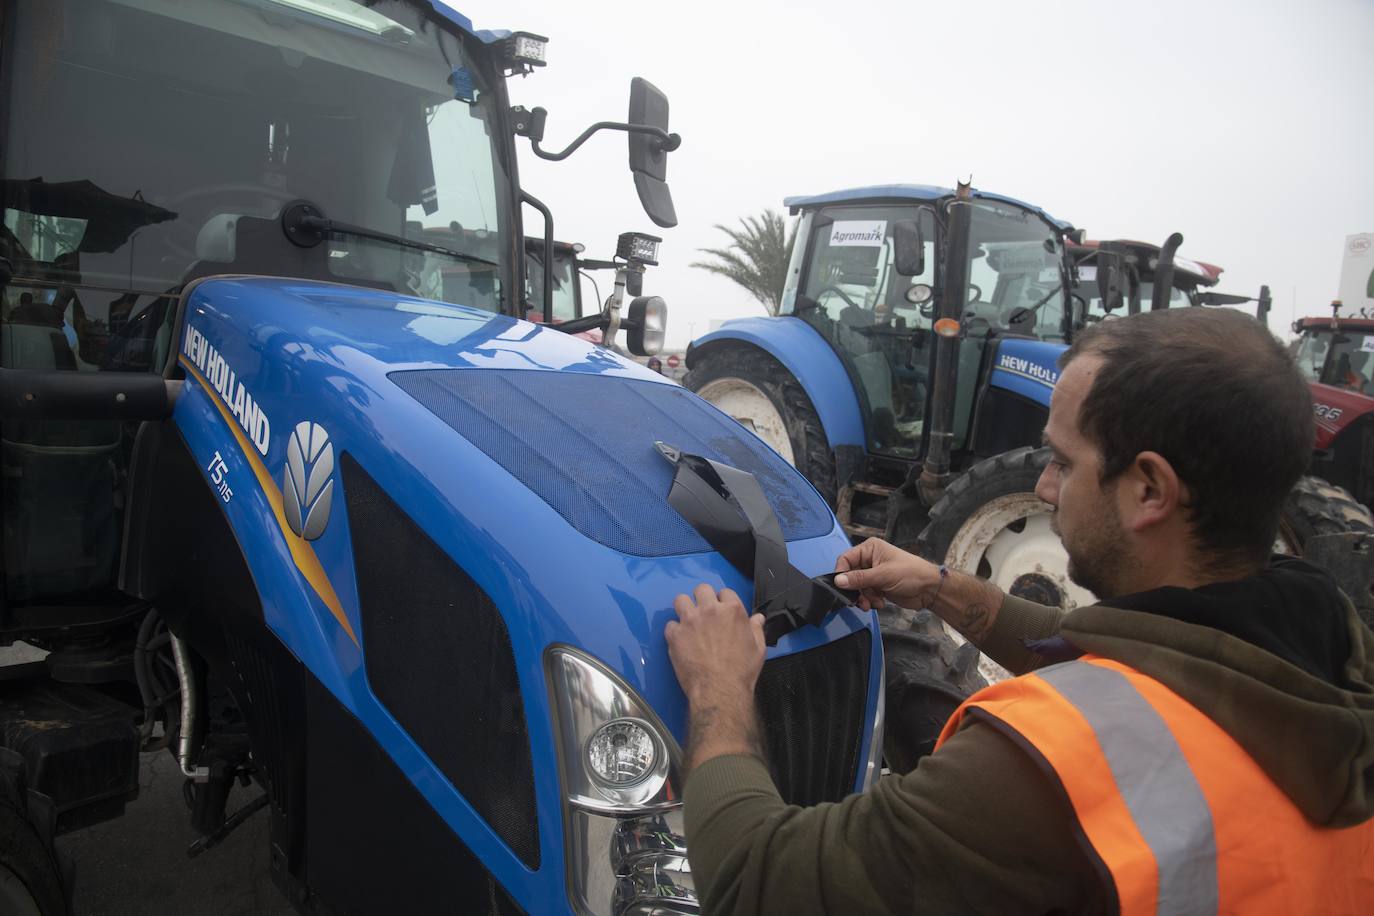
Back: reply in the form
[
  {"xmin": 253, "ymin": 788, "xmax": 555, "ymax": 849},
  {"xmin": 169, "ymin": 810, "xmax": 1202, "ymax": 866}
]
[{"xmin": 935, "ymin": 655, "xmax": 1374, "ymax": 916}]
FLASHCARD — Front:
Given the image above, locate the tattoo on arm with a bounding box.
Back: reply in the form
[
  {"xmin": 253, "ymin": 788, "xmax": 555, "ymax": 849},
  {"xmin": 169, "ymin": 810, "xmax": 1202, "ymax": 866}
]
[{"xmin": 955, "ymin": 602, "xmax": 992, "ymax": 642}]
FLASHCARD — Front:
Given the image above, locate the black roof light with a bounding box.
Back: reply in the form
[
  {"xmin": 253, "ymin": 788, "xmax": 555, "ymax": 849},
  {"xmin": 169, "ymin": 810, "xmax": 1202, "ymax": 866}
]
[{"xmin": 501, "ymin": 32, "xmax": 548, "ymax": 76}]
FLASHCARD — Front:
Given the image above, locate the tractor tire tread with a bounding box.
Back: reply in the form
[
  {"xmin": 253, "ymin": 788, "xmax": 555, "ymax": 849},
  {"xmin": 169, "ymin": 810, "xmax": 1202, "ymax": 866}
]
[
  {"xmin": 879, "ymin": 608, "xmax": 987, "ymax": 773},
  {"xmin": 917, "ymin": 447, "xmax": 1050, "ymax": 563}
]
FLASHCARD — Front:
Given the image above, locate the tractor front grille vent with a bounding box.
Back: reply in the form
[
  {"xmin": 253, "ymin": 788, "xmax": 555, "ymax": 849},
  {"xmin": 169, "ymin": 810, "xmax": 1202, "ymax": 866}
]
[
  {"xmin": 343, "ymin": 454, "xmax": 539, "ymax": 868},
  {"xmin": 755, "ymin": 628, "xmax": 872, "ymax": 807}
]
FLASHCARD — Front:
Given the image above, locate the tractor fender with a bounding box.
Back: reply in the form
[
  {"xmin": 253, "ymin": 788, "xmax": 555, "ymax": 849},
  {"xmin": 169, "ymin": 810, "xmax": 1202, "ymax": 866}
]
[
  {"xmin": 687, "ymin": 317, "xmax": 866, "ymax": 450},
  {"xmin": 984, "ymin": 337, "xmax": 1067, "ymax": 409}
]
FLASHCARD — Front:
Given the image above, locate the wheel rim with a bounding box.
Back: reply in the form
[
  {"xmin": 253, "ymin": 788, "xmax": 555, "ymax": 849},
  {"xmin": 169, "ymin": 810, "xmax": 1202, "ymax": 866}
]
[
  {"xmin": 945, "ymin": 493, "xmax": 1096, "ymax": 611},
  {"xmin": 695, "ymin": 377, "xmax": 796, "ymax": 464},
  {"xmin": 942, "ymin": 493, "xmax": 1097, "ymax": 683}
]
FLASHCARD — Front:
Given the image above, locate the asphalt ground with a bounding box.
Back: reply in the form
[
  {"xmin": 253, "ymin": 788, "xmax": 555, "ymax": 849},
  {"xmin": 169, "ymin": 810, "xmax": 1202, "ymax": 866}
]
[{"xmin": 3, "ymin": 644, "xmax": 294, "ymax": 916}]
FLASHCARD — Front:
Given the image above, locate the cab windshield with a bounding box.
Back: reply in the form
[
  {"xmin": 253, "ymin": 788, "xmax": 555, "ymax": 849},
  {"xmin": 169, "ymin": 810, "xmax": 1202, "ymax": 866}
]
[
  {"xmin": 2, "ymin": 0, "xmax": 513, "ymax": 373},
  {"xmin": 1296, "ymin": 328, "xmax": 1374, "ymax": 396}
]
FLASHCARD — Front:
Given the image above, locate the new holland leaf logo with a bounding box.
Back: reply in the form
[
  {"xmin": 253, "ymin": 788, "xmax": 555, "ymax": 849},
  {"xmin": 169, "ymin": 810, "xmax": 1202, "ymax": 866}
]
[{"xmin": 284, "ymin": 422, "xmax": 335, "ymax": 541}]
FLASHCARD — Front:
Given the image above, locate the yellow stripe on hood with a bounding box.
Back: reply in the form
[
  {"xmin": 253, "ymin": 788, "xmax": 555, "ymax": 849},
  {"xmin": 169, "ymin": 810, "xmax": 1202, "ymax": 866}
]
[{"xmin": 179, "ymin": 354, "xmax": 358, "ymax": 645}]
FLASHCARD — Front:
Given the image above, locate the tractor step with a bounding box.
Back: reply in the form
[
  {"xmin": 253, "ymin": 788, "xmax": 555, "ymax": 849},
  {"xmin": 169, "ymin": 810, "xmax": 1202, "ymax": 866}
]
[
  {"xmin": 842, "ymin": 522, "xmax": 887, "ymax": 541},
  {"xmin": 836, "ymin": 481, "xmax": 900, "ymax": 542}
]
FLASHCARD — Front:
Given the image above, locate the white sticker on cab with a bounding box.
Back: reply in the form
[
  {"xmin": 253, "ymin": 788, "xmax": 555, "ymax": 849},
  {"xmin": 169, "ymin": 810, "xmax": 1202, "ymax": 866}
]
[{"xmin": 829, "ymin": 220, "xmax": 886, "ymax": 247}]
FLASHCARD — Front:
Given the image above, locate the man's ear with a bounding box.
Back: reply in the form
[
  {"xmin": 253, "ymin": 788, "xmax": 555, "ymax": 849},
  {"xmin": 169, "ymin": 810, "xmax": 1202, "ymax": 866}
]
[{"xmin": 1122, "ymin": 451, "xmax": 1186, "ymax": 532}]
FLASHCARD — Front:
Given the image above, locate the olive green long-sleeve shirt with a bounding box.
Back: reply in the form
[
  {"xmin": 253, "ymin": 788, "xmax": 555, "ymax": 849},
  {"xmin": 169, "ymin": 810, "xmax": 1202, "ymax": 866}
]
[
  {"xmin": 684, "ymin": 595, "xmax": 1105, "ymax": 914},
  {"xmin": 684, "ymin": 577, "xmax": 1374, "ymax": 915}
]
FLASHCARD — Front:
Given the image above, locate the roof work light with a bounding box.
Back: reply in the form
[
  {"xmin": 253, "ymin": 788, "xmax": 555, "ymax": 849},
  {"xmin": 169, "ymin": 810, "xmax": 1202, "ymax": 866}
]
[
  {"xmin": 502, "ymin": 32, "xmax": 548, "ymax": 75},
  {"xmin": 617, "ymin": 232, "xmax": 662, "ymax": 266}
]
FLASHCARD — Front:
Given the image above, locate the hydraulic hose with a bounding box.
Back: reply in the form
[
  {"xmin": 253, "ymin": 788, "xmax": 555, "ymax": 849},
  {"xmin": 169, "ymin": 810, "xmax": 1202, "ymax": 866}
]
[
  {"xmin": 133, "ymin": 609, "xmax": 160, "ymax": 742},
  {"xmin": 170, "ymin": 633, "xmax": 208, "ymax": 781}
]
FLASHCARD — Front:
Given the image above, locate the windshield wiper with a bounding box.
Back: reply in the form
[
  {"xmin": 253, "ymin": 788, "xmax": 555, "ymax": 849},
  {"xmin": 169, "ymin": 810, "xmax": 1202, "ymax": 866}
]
[
  {"xmin": 1007, "ymin": 283, "xmax": 1065, "ymax": 327},
  {"xmin": 280, "ymin": 200, "xmax": 497, "ymax": 267}
]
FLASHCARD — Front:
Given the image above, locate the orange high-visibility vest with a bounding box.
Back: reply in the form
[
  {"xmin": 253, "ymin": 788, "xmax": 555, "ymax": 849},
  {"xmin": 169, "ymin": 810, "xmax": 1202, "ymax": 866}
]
[{"xmin": 936, "ymin": 655, "xmax": 1374, "ymax": 915}]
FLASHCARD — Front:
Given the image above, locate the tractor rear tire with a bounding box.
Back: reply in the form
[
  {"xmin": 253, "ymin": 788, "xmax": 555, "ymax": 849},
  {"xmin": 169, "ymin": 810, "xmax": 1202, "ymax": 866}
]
[
  {"xmin": 1279, "ymin": 477, "xmax": 1374, "ymax": 626},
  {"xmin": 685, "ymin": 346, "xmax": 838, "ymax": 505},
  {"xmin": 878, "ymin": 605, "xmax": 986, "ymax": 774},
  {"xmin": 916, "ymin": 446, "xmax": 1094, "ymax": 608},
  {"xmin": 1280, "ymin": 477, "xmax": 1374, "ymax": 544},
  {"xmin": 0, "ymin": 798, "xmax": 66, "ymax": 916}
]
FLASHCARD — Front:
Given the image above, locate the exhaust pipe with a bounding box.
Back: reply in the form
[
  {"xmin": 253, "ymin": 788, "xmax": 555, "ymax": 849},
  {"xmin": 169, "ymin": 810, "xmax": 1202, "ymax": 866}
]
[
  {"xmin": 170, "ymin": 634, "xmax": 210, "ymax": 782},
  {"xmin": 1151, "ymin": 232, "xmax": 1183, "ymax": 310}
]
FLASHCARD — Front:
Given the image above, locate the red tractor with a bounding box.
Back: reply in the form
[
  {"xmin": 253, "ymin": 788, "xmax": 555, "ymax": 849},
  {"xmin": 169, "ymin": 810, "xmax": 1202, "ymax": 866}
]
[{"xmin": 1292, "ymin": 309, "xmax": 1374, "ymax": 515}]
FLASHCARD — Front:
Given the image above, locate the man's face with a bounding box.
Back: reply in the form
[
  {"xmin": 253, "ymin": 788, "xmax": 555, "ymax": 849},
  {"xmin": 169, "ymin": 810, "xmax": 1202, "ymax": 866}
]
[{"xmin": 1035, "ymin": 354, "xmax": 1129, "ymax": 599}]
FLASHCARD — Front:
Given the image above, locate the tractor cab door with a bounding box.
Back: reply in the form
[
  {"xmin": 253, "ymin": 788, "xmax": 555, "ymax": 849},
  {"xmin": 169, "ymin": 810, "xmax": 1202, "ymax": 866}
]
[
  {"xmin": 1, "ymin": 211, "xmax": 176, "ymax": 627},
  {"xmin": 786, "ymin": 206, "xmax": 938, "ymax": 459}
]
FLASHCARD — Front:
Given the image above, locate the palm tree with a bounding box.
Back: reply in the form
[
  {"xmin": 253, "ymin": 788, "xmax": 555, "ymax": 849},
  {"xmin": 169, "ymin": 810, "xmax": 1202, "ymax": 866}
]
[{"xmin": 692, "ymin": 209, "xmax": 797, "ymax": 316}]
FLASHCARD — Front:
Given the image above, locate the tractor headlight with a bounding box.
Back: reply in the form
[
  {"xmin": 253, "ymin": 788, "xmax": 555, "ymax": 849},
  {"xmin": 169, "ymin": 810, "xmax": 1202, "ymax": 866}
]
[
  {"xmin": 547, "ymin": 647, "xmax": 697, "ymax": 915},
  {"xmin": 587, "ymin": 718, "xmax": 661, "ymax": 791},
  {"xmin": 627, "ymin": 296, "xmax": 667, "ymax": 357},
  {"xmin": 547, "ymin": 646, "xmax": 680, "ymax": 811}
]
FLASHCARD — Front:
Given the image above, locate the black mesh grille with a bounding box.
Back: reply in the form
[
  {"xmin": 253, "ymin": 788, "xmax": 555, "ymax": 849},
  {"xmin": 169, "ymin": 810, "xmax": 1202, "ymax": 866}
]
[
  {"xmin": 343, "ymin": 454, "xmax": 539, "ymax": 868},
  {"xmin": 224, "ymin": 633, "xmax": 290, "ymax": 814},
  {"xmin": 755, "ymin": 628, "xmax": 872, "ymax": 807}
]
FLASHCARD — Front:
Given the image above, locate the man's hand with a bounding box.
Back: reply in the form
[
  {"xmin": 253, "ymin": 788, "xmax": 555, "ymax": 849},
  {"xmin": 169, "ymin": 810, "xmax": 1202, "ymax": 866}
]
[
  {"xmin": 666, "ymin": 585, "xmax": 766, "ymax": 772},
  {"xmin": 835, "ymin": 538, "xmax": 1005, "ymax": 643},
  {"xmin": 833, "ymin": 538, "xmax": 943, "ymax": 611}
]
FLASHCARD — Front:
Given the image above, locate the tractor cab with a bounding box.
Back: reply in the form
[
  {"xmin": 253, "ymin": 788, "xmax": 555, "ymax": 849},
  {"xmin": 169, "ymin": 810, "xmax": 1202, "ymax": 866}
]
[
  {"xmin": 778, "ymin": 185, "xmax": 1075, "ymax": 462},
  {"xmin": 1294, "ymin": 313, "xmax": 1374, "ymax": 397},
  {"xmin": 1069, "ymin": 238, "xmax": 1222, "ymax": 318},
  {"xmin": 1071, "ymin": 236, "xmax": 1272, "ymax": 325}
]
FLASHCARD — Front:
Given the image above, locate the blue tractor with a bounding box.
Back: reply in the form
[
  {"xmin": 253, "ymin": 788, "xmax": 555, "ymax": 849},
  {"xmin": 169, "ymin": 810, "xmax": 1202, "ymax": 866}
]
[
  {"xmin": 0, "ymin": 2, "xmax": 883, "ymax": 913},
  {"xmin": 687, "ymin": 184, "xmax": 1095, "ymax": 624},
  {"xmin": 689, "ymin": 201, "xmax": 1374, "ymax": 661}
]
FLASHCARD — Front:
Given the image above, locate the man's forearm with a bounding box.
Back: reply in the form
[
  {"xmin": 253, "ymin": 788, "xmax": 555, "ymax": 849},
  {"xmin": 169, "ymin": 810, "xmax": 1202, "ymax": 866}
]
[
  {"xmin": 922, "ymin": 568, "xmax": 1005, "ymax": 645},
  {"xmin": 686, "ymin": 688, "xmax": 763, "ymax": 774}
]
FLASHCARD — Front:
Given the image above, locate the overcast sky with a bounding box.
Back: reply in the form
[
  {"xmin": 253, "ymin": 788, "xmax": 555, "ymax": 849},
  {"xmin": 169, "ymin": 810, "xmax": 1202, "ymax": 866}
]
[{"xmin": 462, "ymin": 0, "xmax": 1374, "ymax": 348}]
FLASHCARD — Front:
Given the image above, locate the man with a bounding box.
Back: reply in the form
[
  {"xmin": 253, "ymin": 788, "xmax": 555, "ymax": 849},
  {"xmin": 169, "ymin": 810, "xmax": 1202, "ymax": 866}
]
[{"xmin": 666, "ymin": 308, "xmax": 1374, "ymax": 914}]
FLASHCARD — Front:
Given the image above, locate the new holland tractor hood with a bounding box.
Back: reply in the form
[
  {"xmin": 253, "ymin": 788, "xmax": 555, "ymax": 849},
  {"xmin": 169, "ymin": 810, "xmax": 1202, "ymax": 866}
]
[{"xmin": 168, "ymin": 276, "xmax": 881, "ymax": 911}]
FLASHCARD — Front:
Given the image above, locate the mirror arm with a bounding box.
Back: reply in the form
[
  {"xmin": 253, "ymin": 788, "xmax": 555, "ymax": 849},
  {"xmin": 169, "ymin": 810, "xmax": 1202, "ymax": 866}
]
[
  {"xmin": 531, "ymin": 120, "xmax": 682, "ymax": 162},
  {"xmin": 520, "ymin": 190, "xmax": 555, "ymax": 323},
  {"xmin": 554, "ymin": 313, "xmax": 606, "ymax": 335}
]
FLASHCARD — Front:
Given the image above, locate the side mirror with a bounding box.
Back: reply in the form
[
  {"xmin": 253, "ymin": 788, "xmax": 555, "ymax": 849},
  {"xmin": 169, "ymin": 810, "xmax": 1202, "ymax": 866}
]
[
  {"xmin": 626, "ymin": 296, "xmax": 667, "ymax": 355},
  {"xmin": 628, "ymin": 78, "xmax": 678, "ymax": 229},
  {"xmin": 1096, "ymin": 252, "xmax": 1125, "ymax": 313},
  {"xmin": 893, "ymin": 219, "xmax": 925, "ymax": 277}
]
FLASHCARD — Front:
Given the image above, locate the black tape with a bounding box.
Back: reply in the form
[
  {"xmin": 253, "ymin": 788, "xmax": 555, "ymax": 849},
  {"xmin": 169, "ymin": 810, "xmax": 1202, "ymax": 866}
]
[{"xmin": 657, "ymin": 442, "xmax": 858, "ymax": 644}]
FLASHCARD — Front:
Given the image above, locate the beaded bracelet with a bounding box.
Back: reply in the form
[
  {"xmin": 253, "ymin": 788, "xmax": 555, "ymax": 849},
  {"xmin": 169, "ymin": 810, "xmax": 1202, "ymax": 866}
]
[{"xmin": 920, "ymin": 564, "xmax": 949, "ymax": 613}]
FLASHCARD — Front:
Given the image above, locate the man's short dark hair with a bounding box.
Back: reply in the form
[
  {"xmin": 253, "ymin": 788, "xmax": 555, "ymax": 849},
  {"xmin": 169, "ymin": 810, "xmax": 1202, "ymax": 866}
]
[{"xmin": 1061, "ymin": 308, "xmax": 1313, "ymax": 564}]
